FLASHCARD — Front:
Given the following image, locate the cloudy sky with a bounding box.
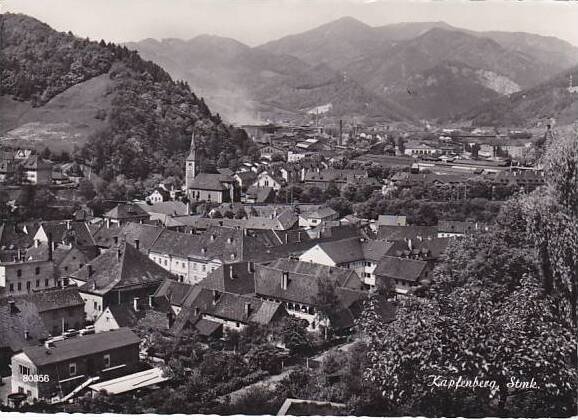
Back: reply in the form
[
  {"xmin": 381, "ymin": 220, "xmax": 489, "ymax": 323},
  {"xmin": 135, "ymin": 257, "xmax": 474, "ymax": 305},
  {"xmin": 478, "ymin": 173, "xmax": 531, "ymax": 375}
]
[{"xmin": 3, "ymin": 0, "xmax": 578, "ymax": 46}]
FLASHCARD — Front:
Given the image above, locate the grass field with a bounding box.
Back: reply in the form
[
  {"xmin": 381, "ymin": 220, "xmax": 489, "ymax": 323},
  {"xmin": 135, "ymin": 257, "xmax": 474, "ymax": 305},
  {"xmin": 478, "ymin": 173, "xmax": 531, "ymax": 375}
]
[{"xmin": 0, "ymin": 73, "xmax": 115, "ymax": 153}]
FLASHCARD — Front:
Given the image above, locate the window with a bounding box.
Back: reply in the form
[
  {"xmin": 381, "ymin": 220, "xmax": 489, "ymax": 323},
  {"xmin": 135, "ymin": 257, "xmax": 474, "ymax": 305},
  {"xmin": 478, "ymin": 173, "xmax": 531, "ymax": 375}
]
[
  {"xmin": 19, "ymin": 365, "xmax": 30, "ymax": 376},
  {"xmin": 94, "ymin": 302, "xmax": 97, "ymax": 310},
  {"xmin": 35, "ymin": 267, "xmax": 40, "ymax": 275},
  {"xmin": 17, "ymin": 269, "xmax": 22, "ymax": 277},
  {"xmin": 26, "ymin": 282, "xmax": 31, "ymax": 290},
  {"xmin": 36, "ymin": 280, "xmax": 40, "ymax": 288},
  {"xmin": 45, "ymin": 279, "xmax": 49, "ymax": 287},
  {"xmin": 17, "ymin": 283, "xmax": 22, "ymax": 291},
  {"xmin": 9, "ymin": 284, "xmax": 14, "ymax": 292},
  {"xmin": 103, "ymin": 354, "xmax": 111, "ymax": 368},
  {"xmin": 69, "ymin": 363, "xmax": 76, "ymax": 376}
]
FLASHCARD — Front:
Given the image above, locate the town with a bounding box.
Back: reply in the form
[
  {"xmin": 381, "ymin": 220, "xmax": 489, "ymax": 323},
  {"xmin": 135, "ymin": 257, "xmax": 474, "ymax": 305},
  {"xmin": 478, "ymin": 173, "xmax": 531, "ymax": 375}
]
[
  {"xmin": 0, "ymin": 4, "xmax": 576, "ymax": 417},
  {"xmin": 0, "ymin": 118, "xmax": 554, "ymax": 413}
]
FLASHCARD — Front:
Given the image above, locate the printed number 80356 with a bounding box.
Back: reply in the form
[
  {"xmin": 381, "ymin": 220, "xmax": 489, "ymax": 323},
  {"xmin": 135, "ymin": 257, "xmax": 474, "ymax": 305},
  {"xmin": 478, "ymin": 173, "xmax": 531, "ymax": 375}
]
[{"xmin": 23, "ymin": 374, "xmax": 50, "ymax": 382}]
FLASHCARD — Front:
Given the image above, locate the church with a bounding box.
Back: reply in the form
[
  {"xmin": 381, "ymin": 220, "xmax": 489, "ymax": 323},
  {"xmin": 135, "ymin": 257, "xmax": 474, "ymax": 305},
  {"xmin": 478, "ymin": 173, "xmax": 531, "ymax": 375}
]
[{"xmin": 185, "ymin": 132, "xmax": 240, "ymax": 203}]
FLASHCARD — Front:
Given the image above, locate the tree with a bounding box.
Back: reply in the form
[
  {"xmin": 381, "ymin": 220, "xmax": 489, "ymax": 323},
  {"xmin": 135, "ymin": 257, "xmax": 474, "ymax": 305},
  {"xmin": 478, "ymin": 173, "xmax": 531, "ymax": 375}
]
[
  {"xmin": 78, "ymin": 179, "xmax": 96, "ymax": 201},
  {"xmin": 280, "ymin": 316, "xmax": 312, "ymax": 355},
  {"xmin": 313, "ymin": 276, "xmax": 341, "ymax": 340}
]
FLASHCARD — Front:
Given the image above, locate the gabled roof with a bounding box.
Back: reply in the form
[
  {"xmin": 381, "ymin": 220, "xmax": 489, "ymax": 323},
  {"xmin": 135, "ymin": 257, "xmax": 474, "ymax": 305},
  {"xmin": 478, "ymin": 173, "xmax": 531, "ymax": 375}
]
[
  {"xmin": 23, "ymin": 287, "xmax": 84, "ymax": 313},
  {"xmin": 21, "ymin": 328, "xmax": 140, "ymax": 367},
  {"xmin": 254, "ymin": 258, "xmax": 364, "ymax": 306},
  {"xmin": 71, "ymin": 242, "xmax": 172, "ymax": 296},
  {"xmin": 171, "ymin": 287, "xmax": 287, "ymax": 334},
  {"xmin": 374, "ymin": 257, "xmax": 428, "ymax": 282},
  {"xmin": 153, "ymin": 279, "xmax": 196, "ymax": 309},
  {"xmin": 302, "ymin": 207, "xmax": 337, "ymax": 220},
  {"xmin": 104, "ymin": 203, "xmax": 149, "ymax": 220},
  {"xmin": 104, "ymin": 305, "xmax": 146, "ymax": 328},
  {"xmin": 89, "ymin": 224, "xmax": 124, "ymax": 248},
  {"xmin": 312, "ymin": 238, "xmax": 393, "ymax": 264},
  {"xmin": 120, "ymin": 222, "xmax": 164, "ymax": 251},
  {"xmin": 377, "ymin": 215, "xmax": 407, "ymax": 226},
  {"xmin": 377, "ymin": 225, "xmax": 438, "ymax": 241},
  {"xmin": 136, "ymin": 201, "xmax": 188, "ymax": 217},
  {"xmin": 199, "ymin": 262, "xmax": 256, "ymax": 295},
  {"xmin": 150, "ymin": 230, "xmax": 201, "ymax": 259},
  {"xmin": 189, "ymin": 173, "xmax": 234, "ymax": 191}
]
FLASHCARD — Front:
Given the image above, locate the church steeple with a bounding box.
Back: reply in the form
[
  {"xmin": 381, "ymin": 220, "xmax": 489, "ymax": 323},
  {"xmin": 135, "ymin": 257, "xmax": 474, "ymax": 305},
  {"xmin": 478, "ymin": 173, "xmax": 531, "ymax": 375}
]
[{"xmin": 185, "ymin": 130, "xmax": 198, "ymax": 190}]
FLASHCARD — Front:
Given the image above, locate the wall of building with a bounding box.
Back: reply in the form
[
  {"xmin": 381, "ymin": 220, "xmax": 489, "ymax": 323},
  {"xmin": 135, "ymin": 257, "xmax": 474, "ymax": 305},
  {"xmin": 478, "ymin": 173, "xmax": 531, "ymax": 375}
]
[{"xmin": 0, "ymin": 260, "xmax": 56, "ymax": 297}]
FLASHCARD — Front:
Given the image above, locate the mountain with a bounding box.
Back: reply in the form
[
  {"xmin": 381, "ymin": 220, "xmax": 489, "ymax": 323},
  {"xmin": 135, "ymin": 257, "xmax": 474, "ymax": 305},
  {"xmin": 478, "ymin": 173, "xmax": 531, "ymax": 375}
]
[
  {"xmin": 0, "ymin": 13, "xmax": 249, "ymax": 180},
  {"xmin": 260, "ymin": 17, "xmax": 578, "ymax": 121},
  {"xmin": 258, "ymin": 16, "xmax": 388, "ymax": 70},
  {"xmin": 457, "ymin": 65, "xmax": 578, "ymax": 127},
  {"xmin": 125, "ymin": 33, "xmax": 414, "ymax": 123}
]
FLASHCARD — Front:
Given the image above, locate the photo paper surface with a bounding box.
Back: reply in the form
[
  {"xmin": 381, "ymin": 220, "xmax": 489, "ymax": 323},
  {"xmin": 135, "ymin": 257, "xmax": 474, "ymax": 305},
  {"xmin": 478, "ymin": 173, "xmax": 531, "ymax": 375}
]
[{"xmin": 0, "ymin": 0, "xmax": 576, "ymax": 417}]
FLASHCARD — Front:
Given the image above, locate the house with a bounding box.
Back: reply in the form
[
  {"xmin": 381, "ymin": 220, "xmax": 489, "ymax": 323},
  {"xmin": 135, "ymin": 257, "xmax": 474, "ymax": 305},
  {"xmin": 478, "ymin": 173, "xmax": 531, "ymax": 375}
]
[
  {"xmin": 296, "ymin": 138, "xmax": 331, "ymax": 152},
  {"xmin": 404, "ymin": 141, "xmax": 441, "ymax": 156},
  {"xmin": 188, "ymin": 173, "xmax": 240, "ymax": 203},
  {"xmin": 376, "ymin": 215, "xmax": 407, "ymax": 227},
  {"xmin": 303, "ymin": 168, "xmax": 368, "ymax": 190},
  {"xmin": 11, "ymin": 328, "xmax": 141, "ymax": 402},
  {"xmin": 103, "ymin": 203, "xmax": 150, "ymax": 226},
  {"xmin": 20, "ymin": 155, "xmax": 53, "ymax": 185},
  {"xmin": 252, "ymin": 171, "xmax": 284, "ymax": 192},
  {"xmin": 258, "ymin": 144, "xmax": 287, "ymax": 161},
  {"xmin": 148, "ymin": 230, "xmax": 201, "ymax": 284},
  {"xmin": 299, "ymin": 237, "xmax": 394, "ymax": 287},
  {"xmin": 136, "ymin": 201, "xmax": 189, "ymax": 224},
  {"xmin": 377, "ymin": 225, "xmax": 438, "ymax": 242},
  {"xmin": 253, "ymin": 258, "xmax": 366, "ymax": 334},
  {"xmin": 245, "ymin": 186, "xmax": 276, "ymax": 204},
  {"xmin": 0, "ymin": 256, "xmax": 56, "ymax": 297},
  {"xmin": 152, "ymin": 279, "xmax": 196, "ymax": 316},
  {"xmin": 299, "ymin": 207, "xmax": 339, "ymax": 228},
  {"xmin": 437, "ymin": 220, "xmax": 490, "ymax": 238},
  {"xmin": 94, "ymin": 302, "xmax": 167, "ymax": 333},
  {"xmin": 146, "ymin": 189, "xmax": 170, "ymax": 204},
  {"xmin": 171, "ymin": 286, "xmax": 288, "ymax": 336},
  {"xmin": 374, "ymin": 256, "xmax": 430, "ymax": 295},
  {"xmin": 21, "ymin": 287, "xmax": 85, "ymax": 336},
  {"xmin": 67, "ymin": 241, "xmax": 173, "ymax": 321},
  {"xmin": 234, "ymin": 171, "xmax": 258, "ymax": 191},
  {"xmin": 33, "ymin": 221, "xmax": 95, "ymax": 249},
  {"xmin": 0, "ymin": 297, "xmax": 49, "ymax": 375},
  {"xmin": 185, "ymin": 133, "xmax": 240, "ymax": 203}
]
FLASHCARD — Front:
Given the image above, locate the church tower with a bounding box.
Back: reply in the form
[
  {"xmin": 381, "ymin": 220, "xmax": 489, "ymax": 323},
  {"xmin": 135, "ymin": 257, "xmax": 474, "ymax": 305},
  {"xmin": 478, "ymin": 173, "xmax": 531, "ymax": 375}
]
[{"xmin": 185, "ymin": 131, "xmax": 198, "ymax": 191}]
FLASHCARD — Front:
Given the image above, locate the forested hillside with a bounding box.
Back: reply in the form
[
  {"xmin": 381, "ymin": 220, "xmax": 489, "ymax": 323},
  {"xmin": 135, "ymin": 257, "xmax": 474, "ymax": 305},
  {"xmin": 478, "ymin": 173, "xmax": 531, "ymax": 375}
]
[{"xmin": 0, "ymin": 13, "xmax": 250, "ymax": 180}]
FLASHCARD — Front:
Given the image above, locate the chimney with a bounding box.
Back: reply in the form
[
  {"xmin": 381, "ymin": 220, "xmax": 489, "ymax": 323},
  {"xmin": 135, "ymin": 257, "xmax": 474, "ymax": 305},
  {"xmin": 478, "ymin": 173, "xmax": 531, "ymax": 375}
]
[
  {"xmin": 106, "ymin": 218, "xmax": 111, "ymax": 228},
  {"xmin": 133, "ymin": 297, "xmax": 140, "ymax": 312},
  {"xmin": 194, "ymin": 307, "xmax": 200, "ymax": 316},
  {"xmin": 87, "ymin": 264, "xmax": 93, "ymax": 278},
  {"xmin": 148, "ymin": 295, "xmax": 154, "ymax": 308},
  {"xmin": 282, "ymin": 272, "xmax": 289, "ymax": 290},
  {"xmin": 408, "ymin": 238, "xmax": 413, "ymax": 250},
  {"xmin": 117, "ymin": 249, "xmax": 122, "ymax": 261},
  {"xmin": 135, "ymin": 239, "xmax": 140, "ymax": 251},
  {"xmin": 17, "ymin": 249, "xmax": 22, "ymax": 261},
  {"xmin": 247, "ymin": 261, "xmax": 255, "ymax": 273},
  {"xmin": 297, "ymin": 231, "xmax": 302, "ymax": 243},
  {"xmin": 24, "ymin": 329, "xmax": 30, "ymax": 340},
  {"xmin": 244, "ymin": 302, "xmax": 252, "ymax": 318},
  {"xmin": 212, "ymin": 290, "xmax": 220, "ymax": 305},
  {"xmin": 8, "ymin": 298, "xmax": 17, "ymax": 314},
  {"xmin": 66, "ymin": 220, "xmax": 71, "ymax": 230},
  {"xmin": 113, "ymin": 236, "xmax": 119, "ymax": 246},
  {"xmin": 229, "ymin": 265, "xmax": 236, "ymax": 279},
  {"xmin": 47, "ymin": 233, "xmax": 53, "ymax": 262}
]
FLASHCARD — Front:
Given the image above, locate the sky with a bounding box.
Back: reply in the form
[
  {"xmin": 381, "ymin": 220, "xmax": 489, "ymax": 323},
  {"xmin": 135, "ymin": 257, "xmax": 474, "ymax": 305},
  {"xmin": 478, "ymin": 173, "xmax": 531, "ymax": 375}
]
[{"xmin": 3, "ymin": 0, "xmax": 578, "ymax": 47}]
